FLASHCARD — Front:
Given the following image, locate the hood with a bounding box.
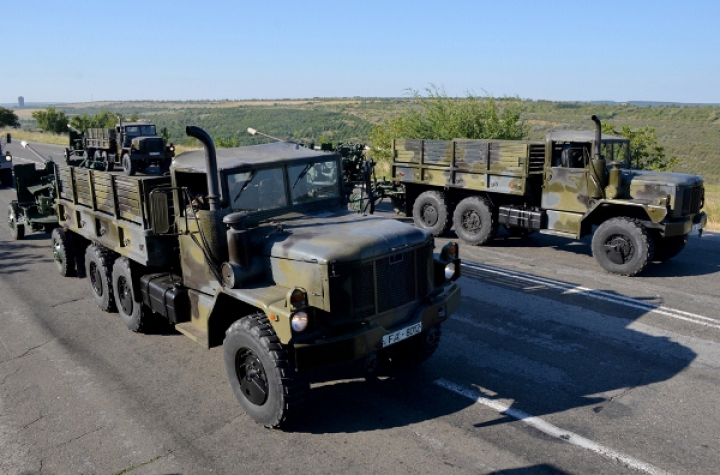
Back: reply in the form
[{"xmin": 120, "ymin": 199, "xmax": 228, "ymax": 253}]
[
  {"xmin": 622, "ymin": 169, "xmax": 703, "ymax": 187},
  {"xmin": 250, "ymin": 209, "xmax": 431, "ymax": 264}
]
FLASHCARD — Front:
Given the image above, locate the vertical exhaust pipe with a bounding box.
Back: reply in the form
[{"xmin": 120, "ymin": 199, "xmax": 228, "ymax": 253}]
[
  {"xmin": 591, "ymin": 115, "xmax": 602, "ymax": 159},
  {"xmin": 185, "ymin": 126, "xmax": 220, "ymax": 211}
]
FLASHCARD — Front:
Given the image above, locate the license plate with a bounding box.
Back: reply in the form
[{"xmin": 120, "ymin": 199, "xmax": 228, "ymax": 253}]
[
  {"xmin": 150, "ymin": 152, "xmax": 161, "ymax": 156},
  {"xmin": 383, "ymin": 322, "xmax": 422, "ymax": 347}
]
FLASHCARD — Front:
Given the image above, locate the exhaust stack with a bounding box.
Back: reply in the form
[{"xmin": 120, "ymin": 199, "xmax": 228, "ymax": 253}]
[{"xmin": 186, "ymin": 126, "xmax": 220, "ymax": 211}]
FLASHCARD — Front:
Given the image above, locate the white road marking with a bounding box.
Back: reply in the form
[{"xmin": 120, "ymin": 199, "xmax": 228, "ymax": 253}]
[
  {"xmin": 434, "ymin": 378, "xmax": 671, "ymax": 475},
  {"xmin": 462, "ymin": 261, "xmax": 720, "ymax": 330}
]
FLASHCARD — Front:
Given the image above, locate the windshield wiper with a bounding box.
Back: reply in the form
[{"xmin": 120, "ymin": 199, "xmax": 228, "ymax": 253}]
[
  {"xmin": 292, "ymin": 163, "xmax": 313, "ymax": 189},
  {"xmin": 233, "ymin": 171, "xmax": 257, "ymax": 203}
]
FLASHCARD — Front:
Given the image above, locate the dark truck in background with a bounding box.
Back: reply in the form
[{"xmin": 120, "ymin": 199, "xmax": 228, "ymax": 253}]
[
  {"xmin": 49, "ymin": 126, "xmax": 461, "ymax": 428},
  {"xmin": 391, "ymin": 116, "xmax": 706, "ymax": 276},
  {"xmin": 67, "ymin": 121, "xmax": 174, "ymax": 175}
]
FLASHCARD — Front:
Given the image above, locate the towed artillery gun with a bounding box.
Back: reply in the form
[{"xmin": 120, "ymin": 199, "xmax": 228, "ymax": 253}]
[
  {"xmin": 6, "ymin": 141, "xmax": 59, "ymax": 239},
  {"xmin": 48, "ymin": 125, "xmax": 462, "ymax": 428},
  {"xmin": 391, "ymin": 115, "xmax": 707, "ymax": 276}
]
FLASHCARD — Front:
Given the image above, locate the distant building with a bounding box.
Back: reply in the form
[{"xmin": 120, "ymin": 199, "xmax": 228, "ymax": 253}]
[{"xmin": 18, "ymin": 96, "xmax": 24, "ymax": 108}]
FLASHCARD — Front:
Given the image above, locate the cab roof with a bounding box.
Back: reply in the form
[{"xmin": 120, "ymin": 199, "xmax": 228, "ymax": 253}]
[
  {"xmin": 547, "ymin": 130, "xmax": 626, "ymax": 143},
  {"xmin": 173, "ymin": 141, "xmax": 338, "ymax": 173}
]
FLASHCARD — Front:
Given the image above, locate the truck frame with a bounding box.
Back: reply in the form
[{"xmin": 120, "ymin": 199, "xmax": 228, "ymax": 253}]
[
  {"xmin": 50, "ymin": 126, "xmax": 461, "ymax": 428},
  {"xmin": 391, "ymin": 116, "xmax": 706, "ymax": 276}
]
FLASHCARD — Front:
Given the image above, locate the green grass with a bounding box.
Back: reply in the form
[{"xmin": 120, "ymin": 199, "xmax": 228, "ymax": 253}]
[{"xmin": 704, "ymin": 185, "xmax": 720, "ymax": 232}]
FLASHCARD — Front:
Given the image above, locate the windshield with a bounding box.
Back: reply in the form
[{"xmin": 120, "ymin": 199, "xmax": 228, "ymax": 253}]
[
  {"xmin": 125, "ymin": 125, "xmax": 157, "ymax": 137},
  {"xmin": 228, "ymin": 167, "xmax": 288, "ymax": 212},
  {"xmin": 601, "ymin": 140, "xmax": 630, "ymax": 166},
  {"xmin": 288, "ymin": 159, "xmax": 339, "ymax": 205}
]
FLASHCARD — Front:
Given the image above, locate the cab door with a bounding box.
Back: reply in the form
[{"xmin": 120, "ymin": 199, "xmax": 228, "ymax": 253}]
[{"xmin": 541, "ymin": 144, "xmax": 591, "ymax": 214}]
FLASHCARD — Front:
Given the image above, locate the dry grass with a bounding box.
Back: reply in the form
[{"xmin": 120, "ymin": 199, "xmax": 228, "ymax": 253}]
[
  {"xmin": 704, "ymin": 185, "xmax": 720, "ymax": 232},
  {"xmin": 0, "ymin": 128, "xmax": 68, "ymax": 145}
]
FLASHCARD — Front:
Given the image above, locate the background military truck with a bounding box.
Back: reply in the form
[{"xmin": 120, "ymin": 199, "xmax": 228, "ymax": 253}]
[
  {"xmin": 50, "ymin": 125, "xmax": 461, "ymax": 428},
  {"xmin": 391, "ymin": 115, "xmax": 706, "ymax": 276},
  {"xmin": 0, "ymin": 133, "xmax": 12, "ymax": 186},
  {"xmin": 69, "ymin": 121, "xmax": 174, "ymax": 175}
]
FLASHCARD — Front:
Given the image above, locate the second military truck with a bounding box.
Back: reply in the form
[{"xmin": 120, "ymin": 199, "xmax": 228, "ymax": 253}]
[
  {"xmin": 51, "ymin": 126, "xmax": 461, "ymax": 428},
  {"xmin": 68, "ymin": 120, "xmax": 174, "ymax": 175},
  {"xmin": 392, "ymin": 116, "xmax": 706, "ymax": 276}
]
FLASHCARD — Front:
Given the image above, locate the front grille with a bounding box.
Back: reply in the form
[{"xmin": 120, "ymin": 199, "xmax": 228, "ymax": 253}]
[
  {"xmin": 329, "ymin": 241, "xmax": 432, "ymax": 322},
  {"xmin": 681, "ymin": 185, "xmax": 703, "ymax": 215},
  {"xmin": 141, "ymin": 138, "xmax": 165, "ymax": 154}
]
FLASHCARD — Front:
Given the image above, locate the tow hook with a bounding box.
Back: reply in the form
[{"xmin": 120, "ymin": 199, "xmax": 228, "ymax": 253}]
[
  {"xmin": 426, "ymin": 327, "xmax": 440, "ymax": 345},
  {"xmin": 364, "ymin": 353, "xmax": 379, "ymax": 373}
]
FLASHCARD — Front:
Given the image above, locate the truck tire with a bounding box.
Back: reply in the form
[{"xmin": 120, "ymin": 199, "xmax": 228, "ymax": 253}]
[
  {"xmin": 412, "ymin": 191, "xmax": 451, "ymax": 236},
  {"xmin": 0, "ymin": 168, "xmax": 12, "ymax": 187},
  {"xmin": 223, "ymin": 314, "xmax": 308, "ymax": 428},
  {"xmin": 380, "ymin": 324, "xmax": 442, "ymax": 372},
  {"xmin": 592, "ymin": 217, "xmax": 654, "ymax": 276},
  {"xmin": 112, "ymin": 257, "xmax": 150, "ymax": 332},
  {"xmin": 85, "ymin": 244, "xmax": 116, "ymax": 312},
  {"xmin": 122, "ymin": 153, "xmax": 137, "ymax": 176},
  {"xmin": 453, "ymin": 196, "xmax": 498, "ymax": 245},
  {"xmin": 652, "ymin": 233, "xmax": 688, "ymax": 263},
  {"xmin": 51, "ymin": 228, "xmax": 76, "ymax": 277},
  {"xmin": 7, "ymin": 203, "xmax": 24, "ymax": 240}
]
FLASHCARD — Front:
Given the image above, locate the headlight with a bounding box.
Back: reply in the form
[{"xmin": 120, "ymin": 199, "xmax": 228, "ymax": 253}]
[
  {"xmin": 169, "ymin": 145, "xmax": 175, "ymax": 152},
  {"xmin": 444, "ymin": 262, "xmax": 457, "ymax": 280},
  {"xmin": 288, "ymin": 288, "xmax": 307, "ymax": 308},
  {"xmin": 291, "ymin": 311, "xmax": 309, "ymax": 332},
  {"xmin": 4, "ymin": 154, "xmax": 11, "ymax": 162}
]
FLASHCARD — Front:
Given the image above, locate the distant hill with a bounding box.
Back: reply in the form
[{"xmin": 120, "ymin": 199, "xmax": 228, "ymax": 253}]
[{"xmin": 12, "ymin": 98, "xmax": 720, "ymax": 185}]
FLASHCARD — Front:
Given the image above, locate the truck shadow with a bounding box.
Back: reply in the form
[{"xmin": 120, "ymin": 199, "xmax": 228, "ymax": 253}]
[
  {"xmin": 481, "ymin": 229, "xmax": 719, "ymax": 278},
  {"xmin": 290, "ymin": 272, "xmax": 696, "ymax": 436},
  {"xmin": 484, "ymin": 465, "xmax": 574, "ymax": 475}
]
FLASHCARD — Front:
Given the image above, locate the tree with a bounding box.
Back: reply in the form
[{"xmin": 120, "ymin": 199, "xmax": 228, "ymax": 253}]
[
  {"xmin": 602, "ymin": 123, "xmax": 678, "ymax": 171},
  {"xmin": 369, "ymin": 85, "xmax": 527, "ymax": 161},
  {"xmin": 69, "ymin": 110, "xmax": 120, "ymax": 131},
  {"xmin": 31, "ymin": 107, "xmax": 69, "ymax": 134},
  {"xmin": 0, "ymin": 107, "xmax": 20, "ymax": 128}
]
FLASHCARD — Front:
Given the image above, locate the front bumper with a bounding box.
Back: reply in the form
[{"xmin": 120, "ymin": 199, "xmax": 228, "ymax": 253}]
[
  {"xmin": 662, "ymin": 211, "xmax": 707, "ymax": 237},
  {"xmin": 293, "ymin": 282, "xmax": 461, "ymax": 371}
]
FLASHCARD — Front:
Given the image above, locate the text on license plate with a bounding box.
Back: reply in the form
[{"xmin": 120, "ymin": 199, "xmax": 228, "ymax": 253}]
[
  {"xmin": 150, "ymin": 152, "xmax": 161, "ymax": 156},
  {"xmin": 383, "ymin": 322, "xmax": 422, "ymax": 347}
]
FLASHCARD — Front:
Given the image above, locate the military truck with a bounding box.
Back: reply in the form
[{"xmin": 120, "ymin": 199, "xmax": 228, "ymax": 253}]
[
  {"xmin": 6, "ymin": 141, "xmax": 58, "ymax": 239},
  {"xmin": 68, "ymin": 121, "xmax": 174, "ymax": 175},
  {"xmin": 0, "ymin": 133, "xmax": 12, "ymax": 186},
  {"xmin": 51, "ymin": 126, "xmax": 461, "ymax": 428},
  {"xmin": 391, "ymin": 116, "xmax": 706, "ymax": 276}
]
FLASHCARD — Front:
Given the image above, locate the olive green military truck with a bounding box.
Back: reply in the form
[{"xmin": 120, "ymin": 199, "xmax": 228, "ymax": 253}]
[
  {"xmin": 51, "ymin": 126, "xmax": 461, "ymax": 428},
  {"xmin": 68, "ymin": 121, "xmax": 174, "ymax": 175},
  {"xmin": 392, "ymin": 116, "xmax": 706, "ymax": 276}
]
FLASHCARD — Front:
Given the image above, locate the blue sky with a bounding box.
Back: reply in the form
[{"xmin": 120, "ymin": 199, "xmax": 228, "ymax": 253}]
[{"xmin": 3, "ymin": 0, "xmax": 719, "ymax": 103}]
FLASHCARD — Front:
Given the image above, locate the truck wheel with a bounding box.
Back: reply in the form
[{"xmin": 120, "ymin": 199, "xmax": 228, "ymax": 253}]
[
  {"xmin": 381, "ymin": 324, "xmax": 442, "ymax": 372},
  {"xmin": 453, "ymin": 196, "xmax": 498, "ymax": 245},
  {"xmin": 412, "ymin": 191, "xmax": 451, "ymax": 236},
  {"xmin": 652, "ymin": 233, "xmax": 688, "ymax": 263},
  {"xmin": 224, "ymin": 314, "xmax": 308, "ymax": 428},
  {"xmin": 85, "ymin": 244, "xmax": 116, "ymax": 312},
  {"xmin": 100, "ymin": 151, "xmax": 114, "ymax": 172},
  {"xmin": 122, "ymin": 153, "xmax": 137, "ymax": 176},
  {"xmin": 112, "ymin": 257, "xmax": 150, "ymax": 332},
  {"xmin": 592, "ymin": 217, "xmax": 654, "ymax": 276},
  {"xmin": 7, "ymin": 204, "xmax": 24, "ymax": 240},
  {"xmin": 51, "ymin": 228, "xmax": 76, "ymax": 277}
]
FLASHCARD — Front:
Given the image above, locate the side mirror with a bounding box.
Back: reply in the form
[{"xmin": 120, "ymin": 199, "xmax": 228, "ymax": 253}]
[
  {"xmin": 6, "ymin": 133, "xmax": 11, "ymax": 144},
  {"xmin": 150, "ymin": 191, "xmax": 171, "ymax": 234}
]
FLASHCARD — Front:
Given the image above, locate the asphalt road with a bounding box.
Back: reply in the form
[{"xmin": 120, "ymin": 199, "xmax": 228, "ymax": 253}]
[{"xmin": 1, "ymin": 142, "xmax": 719, "ymax": 475}]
